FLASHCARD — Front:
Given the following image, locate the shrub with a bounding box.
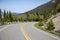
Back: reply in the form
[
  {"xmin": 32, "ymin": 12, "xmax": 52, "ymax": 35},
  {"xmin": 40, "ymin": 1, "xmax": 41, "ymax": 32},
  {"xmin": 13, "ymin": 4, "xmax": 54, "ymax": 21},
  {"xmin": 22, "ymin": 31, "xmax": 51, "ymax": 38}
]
[{"xmin": 46, "ymin": 20, "xmax": 55, "ymax": 30}]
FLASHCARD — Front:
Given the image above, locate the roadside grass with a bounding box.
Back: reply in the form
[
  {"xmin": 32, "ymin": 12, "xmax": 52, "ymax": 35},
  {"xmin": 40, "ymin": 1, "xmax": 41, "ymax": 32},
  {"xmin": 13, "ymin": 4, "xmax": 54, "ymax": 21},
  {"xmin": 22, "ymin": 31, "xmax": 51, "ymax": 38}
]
[
  {"xmin": 0, "ymin": 24, "xmax": 2, "ymax": 26},
  {"xmin": 0, "ymin": 22, "xmax": 19, "ymax": 26},
  {"xmin": 34, "ymin": 23, "xmax": 60, "ymax": 36}
]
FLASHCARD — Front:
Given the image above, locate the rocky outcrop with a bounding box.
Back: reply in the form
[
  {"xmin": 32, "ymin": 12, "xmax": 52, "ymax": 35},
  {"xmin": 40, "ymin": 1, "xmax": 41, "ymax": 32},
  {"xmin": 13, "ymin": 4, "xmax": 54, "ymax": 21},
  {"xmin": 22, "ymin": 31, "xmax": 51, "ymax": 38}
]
[
  {"xmin": 52, "ymin": 0, "xmax": 60, "ymax": 3},
  {"xmin": 52, "ymin": 13, "xmax": 60, "ymax": 31}
]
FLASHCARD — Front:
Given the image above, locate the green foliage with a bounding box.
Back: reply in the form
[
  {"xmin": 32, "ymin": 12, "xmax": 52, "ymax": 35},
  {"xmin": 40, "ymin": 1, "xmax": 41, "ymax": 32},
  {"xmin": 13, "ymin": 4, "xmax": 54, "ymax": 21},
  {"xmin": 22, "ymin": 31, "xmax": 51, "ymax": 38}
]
[
  {"xmin": 4, "ymin": 10, "xmax": 9, "ymax": 22},
  {"xmin": 0, "ymin": 9, "xmax": 2, "ymax": 22},
  {"xmin": 6, "ymin": 11, "xmax": 10, "ymax": 22},
  {"xmin": 38, "ymin": 16, "xmax": 44, "ymax": 26},
  {"xmin": 0, "ymin": 19, "xmax": 1, "ymax": 22},
  {"xmin": 57, "ymin": 8, "xmax": 60, "ymax": 12},
  {"xmin": 46, "ymin": 20, "xmax": 55, "ymax": 30},
  {"xmin": 34, "ymin": 23, "xmax": 60, "ymax": 36},
  {"xmin": 0, "ymin": 9, "xmax": 20, "ymax": 22},
  {"xmin": 18, "ymin": 0, "xmax": 60, "ymax": 21},
  {"xmin": 29, "ymin": 14, "xmax": 35, "ymax": 21},
  {"xmin": 0, "ymin": 0, "xmax": 60, "ymax": 22},
  {"xmin": 39, "ymin": 22, "xmax": 43, "ymax": 26},
  {"xmin": 56, "ymin": 3, "xmax": 60, "ymax": 12},
  {"xmin": 9, "ymin": 11, "xmax": 13, "ymax": 22},
  {"xmin": 0, "ymin": 9, "xmax": 2, "ymax": 19},
  {"xmin": 52, "ymin": 1, "xmax": 60, "ymax": 15}
]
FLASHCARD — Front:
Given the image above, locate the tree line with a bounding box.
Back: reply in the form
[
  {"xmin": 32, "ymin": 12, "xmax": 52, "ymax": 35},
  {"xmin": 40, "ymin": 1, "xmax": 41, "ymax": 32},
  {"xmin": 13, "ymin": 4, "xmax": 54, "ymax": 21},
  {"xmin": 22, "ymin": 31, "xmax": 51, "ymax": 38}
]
[
  {"xmin": 19, "ymin": 2, "xmax": 60, "ymax": 22},
  {"xmin": 0, "ymin": 9, "xmax": 20, "ymax": 22},
  {"xmin": 0, "ymin": 1, "xmax": 60, "ymax": 22}
]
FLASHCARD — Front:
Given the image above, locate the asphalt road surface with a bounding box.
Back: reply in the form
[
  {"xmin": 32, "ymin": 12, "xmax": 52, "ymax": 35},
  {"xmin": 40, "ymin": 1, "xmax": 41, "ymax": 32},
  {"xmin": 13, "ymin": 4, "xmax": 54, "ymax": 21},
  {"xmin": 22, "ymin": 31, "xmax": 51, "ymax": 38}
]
[{"xmin": 0, "ymin": 22, "xmax": 60, "ymax": 40}]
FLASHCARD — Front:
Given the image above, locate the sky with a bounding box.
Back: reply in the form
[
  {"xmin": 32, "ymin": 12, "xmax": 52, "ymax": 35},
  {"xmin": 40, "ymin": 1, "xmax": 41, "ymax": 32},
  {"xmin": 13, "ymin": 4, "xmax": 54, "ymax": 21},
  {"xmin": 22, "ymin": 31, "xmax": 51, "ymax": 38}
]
[{"xmin": 0, "ymin": 0, "xmax": 50, "ymax": 13}]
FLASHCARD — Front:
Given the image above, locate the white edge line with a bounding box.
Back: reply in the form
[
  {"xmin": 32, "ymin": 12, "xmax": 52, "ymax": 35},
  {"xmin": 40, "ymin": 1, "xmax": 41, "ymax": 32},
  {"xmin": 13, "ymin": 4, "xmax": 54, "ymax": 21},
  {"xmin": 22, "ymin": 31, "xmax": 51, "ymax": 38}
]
[
  {"xmin": 0, "ymin": 25, "xmax": 10, "ymax": 32},
  {"xmin": 32, "ymin": 23, "xmax": 60, "ymax": 40}
]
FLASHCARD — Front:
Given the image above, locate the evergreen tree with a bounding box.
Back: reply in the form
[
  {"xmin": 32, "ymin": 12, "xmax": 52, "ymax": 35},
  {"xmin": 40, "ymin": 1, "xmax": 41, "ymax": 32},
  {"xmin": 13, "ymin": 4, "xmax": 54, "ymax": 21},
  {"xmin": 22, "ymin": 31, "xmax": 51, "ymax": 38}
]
[
  {"xmin": 52, "ymin": 0, "xmax": 59, "ymax": 15},
  {"xmin": 46, "ymin": 20, "xmax": 55, "ymax": 30},
  {"xmin": 6, "ymin": 11, "xmax": 10, "ymax": 22},
  {"xmin": 4, "ymin": 10, "xmax": 7, "ymax": 22},
  {"xmin": 9, "ymin": 11, "xmax": 13, "ymax": 22},
  {"xmin": 0, "ymin": 9, "xmax": 2, "ymax": 19},
  {"xmin": 4, "ymin": 10, "xmax": 6, "ymax": 18},
  {"xmin": 0, "ymin": 9, "xmax": 2, "ymax": 22},
  {"xmin": 56, "ymin": 3, "xmax": 60, "ymax": 12}
]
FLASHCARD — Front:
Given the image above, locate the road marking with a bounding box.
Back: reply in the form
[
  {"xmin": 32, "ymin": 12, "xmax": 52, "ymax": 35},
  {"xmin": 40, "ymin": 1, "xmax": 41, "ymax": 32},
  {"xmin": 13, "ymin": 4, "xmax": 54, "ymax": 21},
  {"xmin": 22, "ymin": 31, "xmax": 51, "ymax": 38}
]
[
  {"xmin": 0, "ymin": 25, "xmax": 10, "ymax": 32},
  {"xmin": 33, "ymin": 25, "xmax": 60, "ymax": 40},
  {"xmin": 20, "ymin": 27, "xmax": 31, "ymax": 40}
]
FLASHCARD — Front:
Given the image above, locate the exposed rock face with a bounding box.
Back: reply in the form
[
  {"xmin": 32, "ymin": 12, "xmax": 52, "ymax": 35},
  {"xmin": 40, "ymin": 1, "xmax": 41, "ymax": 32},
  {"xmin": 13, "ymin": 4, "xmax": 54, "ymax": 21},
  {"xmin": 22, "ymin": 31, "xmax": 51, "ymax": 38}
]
[
  {"xmin": 52, "ymin": 13, "xmax": 60, "ymax": 31},
  {"xmin": 51, "ymin": 0, "xmax": 60, "ymax": 3},
  {"xmin": 52, "ymin": 0, "xmax": 56, "ymax": 3}
]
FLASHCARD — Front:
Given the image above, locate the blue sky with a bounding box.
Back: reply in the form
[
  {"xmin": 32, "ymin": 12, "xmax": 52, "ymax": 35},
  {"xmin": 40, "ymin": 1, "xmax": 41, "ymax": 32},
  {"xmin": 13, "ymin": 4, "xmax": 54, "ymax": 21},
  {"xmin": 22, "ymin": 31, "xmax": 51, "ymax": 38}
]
[{"xmin": 0, "ymin": 0, "xmax": 50, "ymax": 13}]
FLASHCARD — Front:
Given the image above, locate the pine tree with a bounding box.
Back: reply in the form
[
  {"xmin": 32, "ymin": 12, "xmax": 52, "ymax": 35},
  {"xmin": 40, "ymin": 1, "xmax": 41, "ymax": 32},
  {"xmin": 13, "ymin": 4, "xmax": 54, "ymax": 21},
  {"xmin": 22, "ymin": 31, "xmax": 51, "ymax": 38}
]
[
  {"xmin": 0, "ymin": 9, "xmax": 2, "ymax": 22},
  {"xmin": 6, "ymin": 11, "xmax": 10, "ymax": 22},
  {"xmin": 52, "ymin": 0, "xmax": 59, "ymax": 15},
  {"xmin": 9, "ymin": 11, "xmax": 13, "ymax": 22},
  {"xmin": 46, "ymin": 20, "xmax": 55, "ymax": 30},
  {"xmin": 4, "ymin": 10, "xmax": 6, "ymax": 18},
  {"xmin": 4, "ymin": 10, "xmax": 7, "ymax": 22},
  {"xmin": 0, "ymin": 9, "xmax": 2, "ymax": 19}
]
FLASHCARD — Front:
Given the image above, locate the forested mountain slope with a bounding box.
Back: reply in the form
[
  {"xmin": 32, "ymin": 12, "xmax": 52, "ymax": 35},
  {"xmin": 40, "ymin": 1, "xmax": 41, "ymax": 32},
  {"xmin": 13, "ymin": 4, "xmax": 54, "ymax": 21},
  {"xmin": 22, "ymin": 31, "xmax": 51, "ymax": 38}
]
[{"xmin": 18, "ymin": 0, "xmax": 60, "ymax": 21}]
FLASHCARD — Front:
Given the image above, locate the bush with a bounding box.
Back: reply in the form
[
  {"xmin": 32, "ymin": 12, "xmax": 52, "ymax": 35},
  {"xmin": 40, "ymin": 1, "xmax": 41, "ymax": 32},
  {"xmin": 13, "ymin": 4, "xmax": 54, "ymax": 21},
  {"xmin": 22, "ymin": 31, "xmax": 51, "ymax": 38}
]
[
  {"xmin": 0, "ymin": 19, "xmax": 1, "ymax": 22},
  {"xmin": 46, "ymin": 20, "xmax": 55, "ymax": 30},
  {"xmin": 57, "ymin": 8, "xmax": 60, "ymax": 12},
  {"xmin": 39, "ymin": 22, "xmax": 43, "ymax": 26}
]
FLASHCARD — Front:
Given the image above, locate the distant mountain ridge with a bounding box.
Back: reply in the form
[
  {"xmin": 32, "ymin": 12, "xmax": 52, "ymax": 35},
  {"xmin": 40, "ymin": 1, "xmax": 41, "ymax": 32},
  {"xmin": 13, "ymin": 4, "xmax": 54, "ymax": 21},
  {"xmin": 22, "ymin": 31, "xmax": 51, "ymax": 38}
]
[
  {"xmin": 17, "ymin": 0, "xmax": 60, "ymax": 21},
  {"xmin": 25, "ymin": 1, "xmax": 54, "ymax": 14},
  {"xmin": 19, "ymin": 0, "xmax": 60, "ymax": 15}
]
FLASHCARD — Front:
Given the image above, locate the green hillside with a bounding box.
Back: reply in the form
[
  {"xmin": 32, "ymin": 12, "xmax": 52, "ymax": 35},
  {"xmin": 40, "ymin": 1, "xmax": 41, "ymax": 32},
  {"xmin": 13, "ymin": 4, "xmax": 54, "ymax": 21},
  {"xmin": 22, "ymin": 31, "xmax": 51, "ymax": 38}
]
[
  {"xmin": 25, "ymin": 1, "xmax": 54, "ymax": 14},
  {"xmin": 18, "ymin": 0, "xmax": 60, "ymax": 21}
]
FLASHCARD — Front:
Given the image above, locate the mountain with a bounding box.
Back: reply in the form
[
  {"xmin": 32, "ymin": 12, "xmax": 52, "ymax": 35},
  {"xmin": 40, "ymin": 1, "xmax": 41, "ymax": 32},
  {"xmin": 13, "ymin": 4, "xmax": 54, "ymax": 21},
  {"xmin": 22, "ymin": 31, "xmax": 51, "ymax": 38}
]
[
  {"xmin": 19, "ymin": 0, "xmax": 60, "ymax": 15},
  {"xmin": 25, "ymin": 1, "xmax": 53, "ymax": 14},
  {"xmin": 18, "ymin": 0, "xmax": 60, "ymax": 21}
]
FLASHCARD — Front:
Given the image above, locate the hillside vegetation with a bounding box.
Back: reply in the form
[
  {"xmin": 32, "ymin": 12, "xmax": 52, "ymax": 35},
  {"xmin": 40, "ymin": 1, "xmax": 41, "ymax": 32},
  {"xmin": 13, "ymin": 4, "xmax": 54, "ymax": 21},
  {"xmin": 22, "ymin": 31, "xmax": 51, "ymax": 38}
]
[
  {"xmin": 0, "ymin": 0, "xmax": 60, "ymax": 22},
  {"xmin": 18, "ymin": 0, "xmax": 60, "ymax": 21}
]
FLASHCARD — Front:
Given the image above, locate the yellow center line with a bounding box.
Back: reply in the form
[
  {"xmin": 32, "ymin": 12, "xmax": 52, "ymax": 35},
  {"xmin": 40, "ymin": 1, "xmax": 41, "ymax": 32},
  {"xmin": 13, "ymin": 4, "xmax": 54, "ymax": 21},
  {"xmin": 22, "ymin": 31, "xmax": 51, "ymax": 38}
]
[{"xmin": 20, "ymin": 26, "xmax": 31, "ymax": 40}]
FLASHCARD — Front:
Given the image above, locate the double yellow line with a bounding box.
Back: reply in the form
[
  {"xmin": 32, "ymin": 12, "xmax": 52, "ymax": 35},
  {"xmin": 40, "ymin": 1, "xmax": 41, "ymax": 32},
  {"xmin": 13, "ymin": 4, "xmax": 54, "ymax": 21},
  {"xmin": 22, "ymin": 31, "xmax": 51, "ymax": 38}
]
[{"xmin": 20, "ymin": 27, "xmax": 31, "ymax": 40}]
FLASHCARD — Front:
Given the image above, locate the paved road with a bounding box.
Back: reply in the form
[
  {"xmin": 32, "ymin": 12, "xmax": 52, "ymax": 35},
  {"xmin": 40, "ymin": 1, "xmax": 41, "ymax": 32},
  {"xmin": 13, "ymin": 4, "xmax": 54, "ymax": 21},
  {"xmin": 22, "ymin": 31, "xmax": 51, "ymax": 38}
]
[
  {"xmin": 22, "ymin": 22, "xmax": 60, "ymax": 40},
  {"xmin": 0, "ymin": 22, "xmax": 60, "ymax": 40},
  {"xmin": 0, "ymin": 23, "xmax": 26, "ymax": 40}
]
